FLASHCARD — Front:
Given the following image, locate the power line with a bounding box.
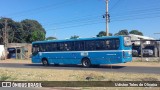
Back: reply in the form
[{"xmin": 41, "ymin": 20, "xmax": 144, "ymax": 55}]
[
  {"xmin": 111, "ymin": 15, "xmax": 160, "ymax": 22},
  {"xmin": 46, "ymin": 21, "xmax": 105, "ymax": 31},
  {"xmin": 4, "ymin": 0, "xmax": 76, "ymax": 18},
  {"xmin": 109, "ymin": 0, "xmax": 121, "ymax": 11},
  {"xmin": 111, "ymin": 11, "xmax": 160, "ymax": 20},
  {"xmin": 110, "ymin": 1, "xmax": 160, "ymax": 14},
  {"xmin": 111, "ymin": 7, "xmax": 160, "ymax": 16},
  {"xmin": 44, "ymin": 15, "xmax": 103, "ymax": 27}
]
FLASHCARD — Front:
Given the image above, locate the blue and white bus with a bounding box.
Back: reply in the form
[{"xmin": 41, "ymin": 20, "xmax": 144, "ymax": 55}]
[{"xmin": 32, "ymin": 36, "xmax": 132, "ymax": 67}]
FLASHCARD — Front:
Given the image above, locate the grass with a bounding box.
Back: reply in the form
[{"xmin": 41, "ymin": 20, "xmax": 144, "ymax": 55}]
[
  {"xmin": 0, "ymin": 67, "xmax": 159, "ymax": 81},
  {"xmin": 0, "ymin": 74, "xmax": 13, "ymax": 81},
  {"xmin": 0, "ymin": 67, "xmax": 159, "ymax": 90},
  {"xmin": 0, "ymin": 59, "xmax": 160, "ymax": 90}
]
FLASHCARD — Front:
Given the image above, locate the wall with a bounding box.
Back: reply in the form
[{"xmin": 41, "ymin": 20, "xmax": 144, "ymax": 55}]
[{"xmin": 0, "ymin": 45, "xmax": 5, "ymax": 60}]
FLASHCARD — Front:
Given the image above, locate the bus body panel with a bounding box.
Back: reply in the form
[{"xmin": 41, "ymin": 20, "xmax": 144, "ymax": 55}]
[{"xmin": 32, "ymin": 50, "xmax": 130, "ymax": 65}]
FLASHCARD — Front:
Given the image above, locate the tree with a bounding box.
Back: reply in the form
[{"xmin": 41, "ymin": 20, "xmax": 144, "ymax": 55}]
[
  {"xmin": 46, "ymin": 37, "xmax": 57, "ymax": 40},
  {"xmin": 70, "ymin": 35, "xmax": 79, "ymax": 39},
  {"xmin": 0, "ymin": 18, "xmax": 46, "ymax": 43},
  {"xmin": 30, "ymin": 30, "xmax": 45, "ymax": 42},
  {"xmin": 96, "ymin": 31, "xmax": 112, "ymax": 37},
  {"xmin": 0, "ymin": 18, "xmax": 25, "ymax": 43},
  {"xmin": 129, "ymin": 30, "xmax": 143, "ymax": 36},
  {"xmin": 114, "ymin": 29, "xmax": 129, "ymax": 36},
  {"xmin": 21, "ymin": 19, "xmax": 46, "ymax": 43}
]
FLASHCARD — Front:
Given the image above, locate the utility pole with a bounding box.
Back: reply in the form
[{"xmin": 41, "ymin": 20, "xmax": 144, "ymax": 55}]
[
  {"xmin": 154, "ymin": 33, "xmax": 160, "ymax": 61},
  {"xmin": 106, "ymin": 0, "xmax": 109, "ymax": 36},
  {"xmin": 3, "ymin": 18, "xmax": 8, "ymax": 47},
  {"xmin": 3, "ymin": 18, "xmax": 9, "ymax": 59}
]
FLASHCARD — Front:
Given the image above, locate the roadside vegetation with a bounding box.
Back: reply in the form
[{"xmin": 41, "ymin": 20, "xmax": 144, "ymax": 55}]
[{"xmin": 0, "ymin": 67, "xmax": 159, "ymax": 81}]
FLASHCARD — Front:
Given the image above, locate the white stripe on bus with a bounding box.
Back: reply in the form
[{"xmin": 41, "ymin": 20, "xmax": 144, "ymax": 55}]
[{"xmin": 39, "ymin": 50, "xmax": 131, "ymax": 54}]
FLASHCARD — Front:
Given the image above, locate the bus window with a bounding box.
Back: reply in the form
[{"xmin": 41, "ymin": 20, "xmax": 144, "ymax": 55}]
[
  {"xmin": 75, "ymin": 41, "xmax": 85, "ymax": 51},
  {"xmin": 109, "ymin": 39, "xmax": 120, "ymax": 50},
  {"xmin": 115, "ymin": 39, "xmax": 120, "ymax": 49},
  {"xmin": 124, "ymin": 36, "xmax": 131, "ymax": 46},
  {"xmin": 103, "ymin": 39, "xmax": 120, "ymax": 50},
  {"xmin": 57, "ymin": 43, "xmax": 65, "ymax": 51},
  {"xmin": 105, "ymin": 40, "xmax": 111, "ymax": 50},
  {"xmin": 39, "ymin": 44, "xmax": 46, "ymax": 52},
  {"xmin": 57, "ymin": 42, "xmax": 74, "ymax": 51},
  {"xmin": 50, "ymin": 43, "xmax": 57, "ymax": 51},
  {"xmin": 95, "ymin": 40, "xmax": 105, "ymax": 50},
  {"xmin": 85, "ymin": 41, "xmax": 95, "ymax": 50},
  {"xmin": 64, "ymin": 42, "xmax": 74, "ymax": 51},
  {"xmin": 46, "ymin": 43, "xmax": 51, "ymax": 52}
]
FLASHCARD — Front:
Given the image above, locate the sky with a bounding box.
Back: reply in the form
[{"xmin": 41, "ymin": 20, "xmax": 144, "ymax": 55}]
[{"xmin": 0, "ymin": 0, "xmax": 160, "ymax": 39}]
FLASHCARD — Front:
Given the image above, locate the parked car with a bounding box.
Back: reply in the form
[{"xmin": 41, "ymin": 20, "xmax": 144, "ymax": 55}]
[
  {"xmin": 142, "ymin": 49, "xmax": 153, "ymax": 57},
  {"xmin": 132, "ymin": 50, "xmax": 138, "ymax": 57},
  {"xmin": 132, "ymin": 45, "xmax": 141, "ymax": 57},
  {"xmin": 144, "ymin": 45, "xmax": 157, "ymax": 56}
]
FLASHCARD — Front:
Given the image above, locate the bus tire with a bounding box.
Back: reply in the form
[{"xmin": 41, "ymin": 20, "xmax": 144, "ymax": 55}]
[
  {"xmin": 82, "ymin": 58, "xmax": 91, "ymax": 68},
  {"xmin": 42, "ymin": 58, "xmax": 49, "ymax": 66}
]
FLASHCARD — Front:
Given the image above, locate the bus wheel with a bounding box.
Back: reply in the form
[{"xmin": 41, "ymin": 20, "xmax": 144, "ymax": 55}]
[
  {"xmin": 82, "ymin": 58, "xmax": 91, "ymax": 68},
  {"xmin": 42, "ymin": 59, "xmax": 49, "ymax": 66}
]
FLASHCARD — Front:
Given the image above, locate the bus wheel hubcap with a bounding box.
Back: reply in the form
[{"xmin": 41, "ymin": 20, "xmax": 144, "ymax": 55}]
[
  {"xmin": 43, "ymin": 60, "xmax": 47, "ymax": 65},
  {"xmin": 83, "ymin": 60, "xmax": 89, "ymax": 66}
]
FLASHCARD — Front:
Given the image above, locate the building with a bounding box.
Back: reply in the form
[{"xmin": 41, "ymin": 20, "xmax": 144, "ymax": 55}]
[
  {"xmin": 7, "ymin": 43, "xmax": 32, "ymax": 59},
  {"xmin": 129, "ymin": 34, "xmax": 155, "ymax": 45}
]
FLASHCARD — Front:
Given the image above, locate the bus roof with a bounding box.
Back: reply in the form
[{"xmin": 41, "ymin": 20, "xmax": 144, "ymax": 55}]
[{"xmin": 32, "ymin": 36, "xmax": 125, "ymax": 44}]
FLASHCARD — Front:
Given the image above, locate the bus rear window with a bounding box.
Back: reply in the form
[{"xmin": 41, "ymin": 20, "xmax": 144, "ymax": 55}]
[{"xmin": 124, "ymin": 36, "xmax": 131, "ymax": 46}]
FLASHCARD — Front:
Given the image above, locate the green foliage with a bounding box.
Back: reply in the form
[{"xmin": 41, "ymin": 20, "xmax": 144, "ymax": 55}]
[
  {"xmin": 21, "ymin": 19, "xmax": 46, "ymax": 43},
  {"xmin": 0, "ymin": 18, "xmax": 46, "ymax": 43},
  {"xmin": 30, "ymin": 30, "xmax": 45, "ymax": 42},
  {"xmin": 96, "ymin": 31, "xmax": 112, "ymax": 37},
  {"xmin": 0, "ymin": 18, "xmax": 25, "ymax": 43},
  {"xmin": 70, "ymin": 35, "xmax": 79, "ymax": 39},
  {"xmin": 114, "ymin": 29, "xmax": 129, "ymax": 36},
  {"xmin": 129, "ymin": 30, "xmax": 143, "ymax": 36},
  {"xmin": 97, "ymin": 31, "xmax": 106, "ymax": 37},
  {"xmin": 0, "ymin": 74, "xmax": 15, "ymax": 81},
  {"xmin": 46, "ymin": 37, "xmax": 57, "ymax": 40}
]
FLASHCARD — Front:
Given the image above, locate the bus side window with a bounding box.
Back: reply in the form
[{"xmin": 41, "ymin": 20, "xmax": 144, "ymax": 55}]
[
  {"xmin": 51, "ymin": 43, "xmax": 57, "ymax": 51},
  {"xmin": 110, "ymin": 40, "xmax": 116, "ymax": 50},
  {"xmin": 115, "ymin": 39, "xmax": 120, "ymax": 49},
  {"xmin": 46, "ymin": 44, "xmax": 50, "ymax": 52},
  {"xmin": 85, "ymin": 41, "xmax": 95, "ymax": 50},
  {"xmin": 40, "ymin": 44, "xmax": 46, "ymax": 52},
  {"xmin": 75, "ymin": 41, "xmax": 84, "ymax": 51},
  {"xmin": 95, "ymin": 41, "xmax": 102, "ymax": 50},
  {"xmin": 58, "ymin": 43, "xmax": 64, "ymax": 51},
  {"xmin": 95, "ymin": 40, "xmax": 106, "ymax": 50},
  {"xmin": 67, "ymin": 42, "xmax": 75, "ymax": 51},
  {"xmin": 105, "ymin": 40, "xmax": 111, "ymax": 50},
  {"xmin": 64, "ymin": 43, "xmax": 69, "ymax": 51}
]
